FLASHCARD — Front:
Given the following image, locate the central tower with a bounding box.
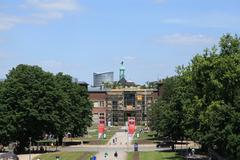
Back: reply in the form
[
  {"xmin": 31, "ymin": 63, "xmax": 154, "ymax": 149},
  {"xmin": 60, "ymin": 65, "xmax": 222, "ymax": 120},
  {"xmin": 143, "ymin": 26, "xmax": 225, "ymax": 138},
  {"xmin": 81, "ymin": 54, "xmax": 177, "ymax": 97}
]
[{"xmin": 119, "ymin": 61, "xmax": 125, "ymax": 80}]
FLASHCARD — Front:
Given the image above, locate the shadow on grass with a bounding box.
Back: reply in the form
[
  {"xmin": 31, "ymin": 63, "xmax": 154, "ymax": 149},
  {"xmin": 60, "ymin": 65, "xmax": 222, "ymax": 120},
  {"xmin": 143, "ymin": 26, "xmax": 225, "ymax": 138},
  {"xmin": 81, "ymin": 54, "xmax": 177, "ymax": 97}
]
[
  {"xmin": 154, "ymin": 150, "xmax": 185, "ymax": 160},
  {"xmin": 159, "ymin": 149, "xmax": 210, "ymax": 160}
]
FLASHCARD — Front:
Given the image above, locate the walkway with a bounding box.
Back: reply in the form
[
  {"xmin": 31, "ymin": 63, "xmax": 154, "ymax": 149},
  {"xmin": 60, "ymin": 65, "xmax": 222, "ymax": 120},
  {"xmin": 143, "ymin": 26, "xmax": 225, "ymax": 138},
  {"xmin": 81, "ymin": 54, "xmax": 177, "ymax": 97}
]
[
  {"xmin": 95, "ymin": 126, "xmax": 130, "ymax": 160},
  {"xmin": 18, "ymin": 154, "xmax": 40, "ymax": 160}
]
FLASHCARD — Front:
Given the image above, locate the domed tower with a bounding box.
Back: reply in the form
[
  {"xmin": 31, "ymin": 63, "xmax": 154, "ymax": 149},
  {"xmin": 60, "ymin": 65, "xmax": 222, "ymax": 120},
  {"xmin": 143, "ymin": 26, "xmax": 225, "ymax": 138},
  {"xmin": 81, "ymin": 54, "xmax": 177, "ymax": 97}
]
[{"xmin": 119, "ymin": 61, "xmax": 125, "ymax": 80}]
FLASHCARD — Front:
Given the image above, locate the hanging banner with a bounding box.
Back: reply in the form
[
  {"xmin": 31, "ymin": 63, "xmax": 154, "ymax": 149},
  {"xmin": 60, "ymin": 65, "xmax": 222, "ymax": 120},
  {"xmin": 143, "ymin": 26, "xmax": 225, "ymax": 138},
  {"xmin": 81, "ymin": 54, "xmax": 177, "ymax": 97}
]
[
  {"xmin": 128, "ymin": 117, "xmax": 136, "ymax": 135},
  {"xmin": 98, "ymin": 119, "xmax": 105, "ymax": 138}
]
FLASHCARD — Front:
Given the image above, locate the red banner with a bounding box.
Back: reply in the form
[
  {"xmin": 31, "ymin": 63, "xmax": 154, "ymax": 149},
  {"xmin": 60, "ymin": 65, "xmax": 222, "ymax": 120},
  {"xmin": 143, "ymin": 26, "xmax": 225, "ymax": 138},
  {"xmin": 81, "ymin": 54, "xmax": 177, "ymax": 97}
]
[
  {"xmin": 128, "ymin": 117, "xmax": 136, "ymax": 135},
  {"xmin": 98, "ymin": 119, "xmax": 105, "ymax": 134}
]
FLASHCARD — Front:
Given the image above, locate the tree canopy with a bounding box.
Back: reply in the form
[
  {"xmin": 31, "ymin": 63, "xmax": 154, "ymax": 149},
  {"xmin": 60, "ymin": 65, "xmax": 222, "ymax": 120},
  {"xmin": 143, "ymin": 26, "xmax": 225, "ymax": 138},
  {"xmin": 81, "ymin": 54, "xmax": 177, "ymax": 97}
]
[
  {"xmin": 0, "ymin": 64, "xmax": 92, "ymax": 152},
  {"xmin": 148, "ymin": 34, "xmax": 240, "ymax": 159}
]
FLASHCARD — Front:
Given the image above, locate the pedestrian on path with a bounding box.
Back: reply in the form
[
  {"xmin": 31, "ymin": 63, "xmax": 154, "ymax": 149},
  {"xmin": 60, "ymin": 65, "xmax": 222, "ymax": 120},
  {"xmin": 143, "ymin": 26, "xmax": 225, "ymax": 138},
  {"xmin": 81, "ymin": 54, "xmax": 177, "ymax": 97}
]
[
  {"xmin": 104, "ymin": 152, "xmax": 108, "ymax": 160},
  {"xmin": 114, "ymin": 151, "xmax": 118, "ymax": 160},
  {"xmin": 188, "ymin": 147, "xmax": 191, "ymax": 156},
  {"xmin": 192, "ymin": 148, "xmax": 195, "ymax": 156}
]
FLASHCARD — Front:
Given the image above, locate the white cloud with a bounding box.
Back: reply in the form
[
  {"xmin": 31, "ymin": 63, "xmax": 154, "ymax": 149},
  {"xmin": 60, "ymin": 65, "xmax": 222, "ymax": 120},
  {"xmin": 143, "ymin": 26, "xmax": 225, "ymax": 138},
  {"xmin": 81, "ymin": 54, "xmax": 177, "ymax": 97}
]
[
  {"xmin": 161, "ymin": 13, "xmax": 240, "ymax": 29},
  {"xmin": 32, "ymin": 12, "xmax": 64, "ymax": 20},
  {"xmin": 0, "ymin": 14, "xmax": 25, "ymax": 31},
  {"xmin": 26, "ymin": 0, "xmax": 79, "ymax": 11},
  {"xmin": 155, "ymin": 34, "xmax": 217, "ymax": 45},
  {"xmin": 0, "ymin": 0, "xmax": 80, "ymax": 31}
]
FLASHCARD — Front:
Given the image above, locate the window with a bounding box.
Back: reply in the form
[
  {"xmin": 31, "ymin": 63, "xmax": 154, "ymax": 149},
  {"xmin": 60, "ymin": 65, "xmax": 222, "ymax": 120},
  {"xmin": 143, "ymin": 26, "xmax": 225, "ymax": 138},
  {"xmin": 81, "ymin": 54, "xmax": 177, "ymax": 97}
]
[
  {"xmin": 112, "ymin": 101, "xmax": 118, "ymax": 110},
  {"xmin": 100, "ymin": 101, "xmax": 104, "ymax": 107},
  {"xmin": 99, "ymin": 113, "xmax": 105, "ymax": 119},
  {"xmin": 124, "ymin": 92, "xmax": 135, "ymax": 108},
  {"xmin": 93, "ymin": 101, "xmax": 100, "ymax": 107},
  {"xmin": 93, "ymin": 101, "xmax": 105, "ymax": 107}
]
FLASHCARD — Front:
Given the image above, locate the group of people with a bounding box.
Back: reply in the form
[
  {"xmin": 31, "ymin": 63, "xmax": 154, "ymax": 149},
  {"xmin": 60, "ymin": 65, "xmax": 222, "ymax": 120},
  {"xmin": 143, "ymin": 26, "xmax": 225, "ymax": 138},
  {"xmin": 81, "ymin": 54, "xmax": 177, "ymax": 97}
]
[
  {"xmin": 112, "ymin": 137, "xmax": 118, "ymax": 144},
  {"xmin": 103, "ymin": 151, "xmax": 118, "ymax": 160}
]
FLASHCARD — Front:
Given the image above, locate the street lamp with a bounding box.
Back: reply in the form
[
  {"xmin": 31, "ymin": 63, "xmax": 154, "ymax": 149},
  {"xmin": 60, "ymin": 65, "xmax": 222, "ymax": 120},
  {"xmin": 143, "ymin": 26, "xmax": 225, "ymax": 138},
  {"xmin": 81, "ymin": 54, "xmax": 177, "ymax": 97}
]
[{"xmin": 29, "ymin": 137, "xmax": 32, "ymax": 160}]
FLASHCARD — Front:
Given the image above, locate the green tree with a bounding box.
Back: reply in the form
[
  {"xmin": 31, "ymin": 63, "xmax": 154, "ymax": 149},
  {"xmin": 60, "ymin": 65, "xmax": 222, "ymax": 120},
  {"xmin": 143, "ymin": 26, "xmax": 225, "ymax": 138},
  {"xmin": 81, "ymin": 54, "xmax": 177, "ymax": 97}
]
[
  {"xmin": 0, "ymin": 65, "xmax": 56, "ymax": 152},
  {"xmin": 148, "ymin": 76, "xmax": 184, "ymax": 141},
  {"xmin": 53, "ymin": 73, "xmax": 92, "ymax": 145},
  {"xmin": 180, "ymin": 34, "xmax": 240, "ymax": 159},
  {"xmin": 149, "ymin": 34, "xmax": 240, "ymax": 159},
  {"xmin": 0, "ymin": 64, "xmax": 92, "ymax": 152}
]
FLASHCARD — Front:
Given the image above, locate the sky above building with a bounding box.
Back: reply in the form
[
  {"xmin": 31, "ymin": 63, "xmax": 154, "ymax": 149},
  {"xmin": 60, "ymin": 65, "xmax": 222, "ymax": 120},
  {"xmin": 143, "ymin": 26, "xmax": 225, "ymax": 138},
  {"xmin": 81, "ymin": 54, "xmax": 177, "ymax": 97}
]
[{"xmin": 0, "ymin": 0, "xmax": 240, "ymax": 85}]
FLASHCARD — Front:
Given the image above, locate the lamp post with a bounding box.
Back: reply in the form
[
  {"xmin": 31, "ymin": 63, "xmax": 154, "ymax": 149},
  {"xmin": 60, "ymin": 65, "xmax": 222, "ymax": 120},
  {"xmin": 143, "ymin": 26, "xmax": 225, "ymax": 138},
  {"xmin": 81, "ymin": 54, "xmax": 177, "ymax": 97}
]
[{"xmin": 29, "ymin": 137, "xmax": 32, "ymax": 160}]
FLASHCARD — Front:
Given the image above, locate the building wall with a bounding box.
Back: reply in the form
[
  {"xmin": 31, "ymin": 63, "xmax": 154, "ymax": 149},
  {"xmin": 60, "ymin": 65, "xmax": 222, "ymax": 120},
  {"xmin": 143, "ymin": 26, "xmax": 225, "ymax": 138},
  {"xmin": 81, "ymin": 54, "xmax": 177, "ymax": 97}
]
[
  {"xmin": 89, "ymin": 92, "xmax": 108, "ymax": 124},
  {"xmin": 89, "ymin": 87, "xmax": 160, "ymax": 126}
]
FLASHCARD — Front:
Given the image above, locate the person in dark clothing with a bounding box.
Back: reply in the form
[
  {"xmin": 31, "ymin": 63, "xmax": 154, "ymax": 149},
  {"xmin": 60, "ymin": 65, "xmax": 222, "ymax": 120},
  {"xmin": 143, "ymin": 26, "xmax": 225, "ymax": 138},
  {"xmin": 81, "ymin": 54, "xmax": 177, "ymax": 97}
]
[
  {"xmin": 188, "ymin": 147, "xmax": 191, "ymax": 156},
  {"xmin": 114, "ymin": 151, "xmax": 118, "ymax": 158}
]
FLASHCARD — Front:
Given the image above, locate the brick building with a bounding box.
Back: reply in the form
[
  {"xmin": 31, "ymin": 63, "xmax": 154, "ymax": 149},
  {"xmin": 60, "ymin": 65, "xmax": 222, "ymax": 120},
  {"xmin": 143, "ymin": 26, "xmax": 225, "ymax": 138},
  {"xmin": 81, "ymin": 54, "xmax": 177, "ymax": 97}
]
[
  {"xmin": 89, "ymin": 86, "xmax": 161, "ymax": 125},
  {"xmin": 89, "ymin": 61, "xmax": 162, "ymax": 125}
]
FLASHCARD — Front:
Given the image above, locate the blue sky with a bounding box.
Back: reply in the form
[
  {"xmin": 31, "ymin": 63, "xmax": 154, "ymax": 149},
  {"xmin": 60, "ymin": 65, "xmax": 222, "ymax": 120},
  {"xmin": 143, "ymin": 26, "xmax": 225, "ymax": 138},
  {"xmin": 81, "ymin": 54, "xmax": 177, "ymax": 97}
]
[{"xmin": 0, "ymin": 0, "xmax": 240, "ymax": 85}]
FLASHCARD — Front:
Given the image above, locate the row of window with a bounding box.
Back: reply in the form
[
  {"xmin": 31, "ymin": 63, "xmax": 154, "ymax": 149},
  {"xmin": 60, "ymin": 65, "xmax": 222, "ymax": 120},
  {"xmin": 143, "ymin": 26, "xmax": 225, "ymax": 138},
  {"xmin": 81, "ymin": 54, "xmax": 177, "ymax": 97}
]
[{"xmin": 93, "ymin": 98, "xmax": 153, "ymax": 108}]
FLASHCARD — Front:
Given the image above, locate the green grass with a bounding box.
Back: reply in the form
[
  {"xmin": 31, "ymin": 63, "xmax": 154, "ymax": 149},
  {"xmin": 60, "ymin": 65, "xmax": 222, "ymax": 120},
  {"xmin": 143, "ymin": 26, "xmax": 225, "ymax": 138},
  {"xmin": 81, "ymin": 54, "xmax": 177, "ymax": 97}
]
[
  {"xmin": 34, "ymin": 151, "xmax": 96, "ymax": 160},
  {"xmin": 127, "ymin": 151, "xmax": 184, "ymax": 160},
  {"xmin": 132, "ymin": 127, "xmax": 158, "ymax": 144},
  {"xmin": 100, "ymin": 126, "xmax": 119, "ymax": 144},
  {"xmin": 63, "ymin": 126, "xmax": 120, "ymax": 145}
]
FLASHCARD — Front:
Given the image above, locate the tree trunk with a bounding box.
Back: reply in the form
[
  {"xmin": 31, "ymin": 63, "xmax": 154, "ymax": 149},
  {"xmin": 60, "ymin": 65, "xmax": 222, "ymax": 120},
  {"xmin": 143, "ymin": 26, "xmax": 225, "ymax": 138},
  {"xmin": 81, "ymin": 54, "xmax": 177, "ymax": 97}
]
[
  {"xmin": 16, "ymin": 140, "xmax": 28, "ymax": 154},
  {"xmin": 58, "ymin": 135, "xmax": 63, "ymax": 146}
]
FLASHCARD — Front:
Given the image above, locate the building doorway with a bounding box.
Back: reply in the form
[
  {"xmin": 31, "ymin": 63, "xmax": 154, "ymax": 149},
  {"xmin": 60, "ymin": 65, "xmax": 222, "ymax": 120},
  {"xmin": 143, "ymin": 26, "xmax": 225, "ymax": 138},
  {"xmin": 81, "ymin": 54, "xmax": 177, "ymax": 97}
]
[{"xmin": 124, "ymin": 111, "xmax": 136, "ymax": 123}]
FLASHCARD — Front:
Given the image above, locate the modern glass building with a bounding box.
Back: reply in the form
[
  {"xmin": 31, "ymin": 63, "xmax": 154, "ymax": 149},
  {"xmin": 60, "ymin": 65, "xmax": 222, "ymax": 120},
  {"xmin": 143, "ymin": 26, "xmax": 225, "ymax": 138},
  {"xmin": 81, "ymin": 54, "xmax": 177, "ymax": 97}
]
[{"xmin": 93, "ymin": 72, "xmax": 114, "ymax": 87}]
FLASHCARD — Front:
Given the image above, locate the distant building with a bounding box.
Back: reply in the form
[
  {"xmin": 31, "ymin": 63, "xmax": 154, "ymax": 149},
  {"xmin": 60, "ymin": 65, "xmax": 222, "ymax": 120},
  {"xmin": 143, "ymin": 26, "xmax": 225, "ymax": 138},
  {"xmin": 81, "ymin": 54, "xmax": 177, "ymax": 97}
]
[
  {"xmin": 93, "ymin": 72, "xmax": 114, "ymax": 87},
  {"xmin": 89, "ymin": 62, "xmax": 163, "ymax": 125},
  {"xmin": 89, "ymin": 87, "xmax": 162, "ymax": 125}
]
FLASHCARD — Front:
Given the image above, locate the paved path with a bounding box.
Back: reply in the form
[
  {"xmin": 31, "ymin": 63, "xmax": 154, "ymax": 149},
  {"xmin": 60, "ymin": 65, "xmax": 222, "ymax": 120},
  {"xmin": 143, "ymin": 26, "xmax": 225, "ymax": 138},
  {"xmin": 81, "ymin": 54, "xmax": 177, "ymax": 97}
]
[
  {"xmin": 18, "ymin": 154, "xmax": 40, "ymax": 160},
  {"xmin": 18, "ymin": 126, "xmax": 190, "ymax": 160},
  {"xmin": 95, "ymin": 126, "xmax": 130, "ymax": 160}
]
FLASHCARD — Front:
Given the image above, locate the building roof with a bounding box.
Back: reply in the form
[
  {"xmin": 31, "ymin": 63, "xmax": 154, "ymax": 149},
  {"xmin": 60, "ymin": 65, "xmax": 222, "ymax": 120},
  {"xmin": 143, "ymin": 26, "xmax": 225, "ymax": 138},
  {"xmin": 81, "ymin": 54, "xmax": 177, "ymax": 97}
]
[
  {"xmin": 88, "ymin": 86, "xmax": 157, "ymax": 92},
  {"xmin": 118, "ymin": 78, "xmax": 136, "ymax": 86},
  {"xmin": 93, "ymin": 71, "xmax": 114, "ymax": 75}
]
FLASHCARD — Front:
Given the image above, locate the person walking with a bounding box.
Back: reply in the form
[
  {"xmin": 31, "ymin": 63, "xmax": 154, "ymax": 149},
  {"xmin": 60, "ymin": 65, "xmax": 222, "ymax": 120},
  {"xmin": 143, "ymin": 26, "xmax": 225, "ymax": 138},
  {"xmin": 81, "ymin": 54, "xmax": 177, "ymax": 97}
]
[{"xmin": 114, "ymin": 151, "xmax": 118, "ymax": 160}]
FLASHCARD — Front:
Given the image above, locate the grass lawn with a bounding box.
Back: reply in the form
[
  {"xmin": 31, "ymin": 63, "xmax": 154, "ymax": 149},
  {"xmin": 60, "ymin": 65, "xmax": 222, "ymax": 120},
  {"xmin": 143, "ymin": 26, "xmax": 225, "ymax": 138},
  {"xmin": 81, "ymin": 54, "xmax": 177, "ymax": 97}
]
[
  {"xmin": 63, "ymin": 126, "xmax": 120, "ymax": 145},
  {"xmin": 132, "ymin": 127, "xmax": 158, "ymax": 144},
  {"xmin": 127, "ymin": 151, "xmax": 184, "ymax": 160},
  {"xmin": 34, "ymin": 151, "xmax": 96, "ymax": 160}
]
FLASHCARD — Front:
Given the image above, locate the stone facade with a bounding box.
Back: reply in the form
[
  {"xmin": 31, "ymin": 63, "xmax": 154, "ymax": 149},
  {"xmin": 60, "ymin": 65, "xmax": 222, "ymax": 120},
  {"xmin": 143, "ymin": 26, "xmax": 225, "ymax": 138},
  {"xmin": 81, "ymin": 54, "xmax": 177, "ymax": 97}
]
[{"xmin": 89, "ymin": 87, "xmax": 161, "ymax": 126}]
